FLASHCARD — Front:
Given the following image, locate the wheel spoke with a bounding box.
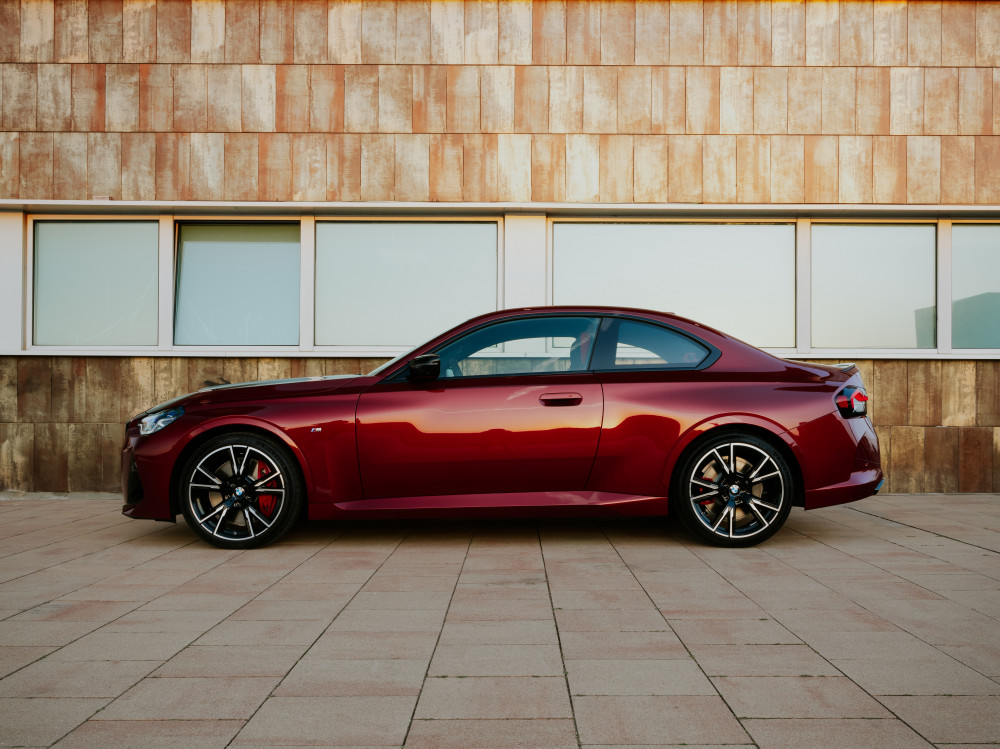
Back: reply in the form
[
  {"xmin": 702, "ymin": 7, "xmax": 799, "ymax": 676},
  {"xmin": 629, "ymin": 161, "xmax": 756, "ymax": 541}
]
[
  {"xmin": 194, "ymin": 502, "xmax": 226, "ymax": 529},
  {"xmin": 749, "ymin": 455, "xmax": 773, "ymax": 479},
  {"xmin": 253, "ymin": 470, "xmax": 282, "ymax": 489},
  {"xmin": 751, "ymin": 470, "xmax": 780, "ymax": 484},
  {"xmin": 711, "ymin": 448, "xmax": 728, "ymax": 473},
  {"xmin": 190, "ymin": 482, "xmax": 222, "ymax": 490},
  {"xmin": 729, "ymin": 443, "xmax": 734, "ymax": 473},
  {"xmin": 196, "ymin": 465, "xmax": 223, "ymax": 486},
  {"xmin": 691, "ymin": 478, "xmax": 718, "ymax": 490},
  {"xmin": 211, "ymin": 506, "xmax": 229, "ymax": 537},
  {"xmin": 750, "ymin": 497, "xmax": 781, "ymax": 512},
  {"xmin": 238, "ymin": 446, "xmax": 250, "ymax": 476},
  {"xmin": 242, "ymin": 509, "xmax": 256, "ymax": 538},
  {"xmin": 695, "ymin": 489, "xmax": 719, "ymax": 500},
  {"xmin": 246, "ymin": 505, "xmax": 274, "ymax": 529},
  {"xmin": 711, "ymin": 503, "xmax": 732, "ymax": 532},
  {"xmin": 747, "ymin": 501, "xmax": 771, "ymax": 527}
]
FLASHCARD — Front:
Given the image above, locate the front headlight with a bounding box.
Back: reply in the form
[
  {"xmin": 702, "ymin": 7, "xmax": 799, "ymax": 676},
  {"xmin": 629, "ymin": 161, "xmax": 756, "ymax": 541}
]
[{"xmin": 139, "ymin": 406, "xmax": 185, "ymax": 435}]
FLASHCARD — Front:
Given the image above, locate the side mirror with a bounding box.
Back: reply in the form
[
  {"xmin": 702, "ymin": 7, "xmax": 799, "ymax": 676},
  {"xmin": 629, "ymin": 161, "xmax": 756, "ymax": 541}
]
[{"xmin": 408, "ymin": 354, "xmax": 440, "ymax": 381}]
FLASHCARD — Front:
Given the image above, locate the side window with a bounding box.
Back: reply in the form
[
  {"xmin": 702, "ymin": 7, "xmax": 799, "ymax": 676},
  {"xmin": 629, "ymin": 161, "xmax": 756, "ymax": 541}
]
[
  {"xmin": 433, "ymin": 317, "xmax": 600, "ymax": 378},
  {"xmin": 603, "ymin": 319, "xmax": 709, "ymax": 370}
]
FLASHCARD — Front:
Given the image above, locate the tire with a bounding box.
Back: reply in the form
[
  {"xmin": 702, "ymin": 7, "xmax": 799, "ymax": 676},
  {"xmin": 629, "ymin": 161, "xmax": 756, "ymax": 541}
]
[
  {"xmin": 672, "ymin": 432, "xmax": 793, "ymax": 547},
  {"xmin": 179, "ymin": 432, "xmax": 303, "ymax": 549}
]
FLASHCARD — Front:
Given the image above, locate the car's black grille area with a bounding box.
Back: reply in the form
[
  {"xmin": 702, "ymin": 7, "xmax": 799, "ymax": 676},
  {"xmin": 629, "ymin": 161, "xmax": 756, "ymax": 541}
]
[{"xmin": 126, "ymin": 458, "xmax": 144, "ymax": 504}]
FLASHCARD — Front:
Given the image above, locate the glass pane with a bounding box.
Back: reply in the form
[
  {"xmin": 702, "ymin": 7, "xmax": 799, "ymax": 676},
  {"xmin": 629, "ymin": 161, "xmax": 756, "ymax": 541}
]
[
  {"xmin": 552, "ymin": 223, "xmax": 795, "ymax": 347},
  {"xmin": 434, "ymin": 316, "xmax": 599, "ymax": 378},
  {"xmin": 812, "ymin": 225, "xmax": 935, "ymax": 348},
  {"xmin": 953, "ymin": 225, "xmax": 1000, "ymax": 349},
  {"xmin": 610, "ymin": 320, "xmax": 709, "ymax": 369},
  {"xmin": 315, "ymin": 222, "xmax": 498, "ymax": 347},
  {"xmin": 174, "ymin": 224, "xmax": 300, "ymax": 346},
  {"xmin": 33, "ymin": 221, "xmax": 158, "ymax": 346}
]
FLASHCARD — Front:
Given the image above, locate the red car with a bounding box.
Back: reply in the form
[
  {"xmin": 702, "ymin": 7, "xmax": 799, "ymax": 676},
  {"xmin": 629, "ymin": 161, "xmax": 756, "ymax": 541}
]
[{"xmin": 122, "ymin": 307, "xmax": 882, "ymax": 549}]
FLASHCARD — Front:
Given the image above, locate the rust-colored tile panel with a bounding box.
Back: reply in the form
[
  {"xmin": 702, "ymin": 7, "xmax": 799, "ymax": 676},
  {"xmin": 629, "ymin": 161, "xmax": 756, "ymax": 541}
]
[
  {"xmin": 940, "ymin": 135, "xmax": 975, "ymax": 204},
  {"xmin": 821, "ymin": 67, "xmax": 855, "ymax": 134},
  {"xmin": 395, "ymin": 132, "xmax": 429, "ymax": 201},
  {"xmin": 121, "ymin": 131, "xmax": 155, "ymax": 200},
  {"xmin": 771, "ymin": 0, "xmax": 805, "ymax": 65},
  {"xmin": 88, "ymin": 132, "xmax": 122, "ymax": 199},
  {"xmin": 532, "ymin": 0, "xmax": 566, "ymax": 64},
  {"xmin": 719, "ymin": 66, "xmax": 751, "ymax": 135},
  {"xmin": 976, "ymin": 1, "xmax": 1000, "ymax": 66},
  {"xmin": 326, "ymin": 132, "xmax": 361, "ymax": 200},
  {"xmin": 224, "ymin": 132, "xmax": 259, "ymax": 200},
  {"xmin": 924, "ymin": 427, "xmax": 959, "ymax": 493},
  {"xmin": 890, "ymin": 67, "xmax": 923, "ymax": 135},
  {"xmin": 378, "ymin": 64, "xmax": 413, "ymax": 133},
  {"xmin": 787, "ymin": 67, "xmax": 821, "ymax": 134},
  {"xmin": 189, "ymin": 132, "xmax": 224, "ymax": 200},
  {"xmin": 736, "ymin": 134, "xmax": 770, "ymax": 203},
  {"xmin": 171, "ymin": 64, "xmax": 207, "ymax": 131},
  {"xmin": 958, "ymin": 427, "xmax": 993, "ymax": 492},
  {"xmin": 874, "ymin": 424, "xmax": 890, "ymax": 490},
  {"xmin": 19, "ymin": 0, "xmax": 54, "ymax": 62},
  {"xmin": 242, "ymin": 63, "xmax": 277, "ymax": 132},
  {"xmin": 106, "ymin": 63, "xmax": 139, "ymax": 131},
  {"xmin": 738, "ymin": 0, "xmax": 772, "ymax": 66},
  {"xmin": 839, "ymin": 0, "xmax": 873, "ymax": 66},
  {"xmin": 291, "ymin": 132, "xmax": 326, "ymax": 201},
  {"xmin": 941, "ymin": 360, "xmax": 977, "ymax": 427},
  {"xmin": 33, "ymin": 423, "xmax": 68, "ymax": 492},
  {"xmin": 430, "ymin": 0, "xmax": 464, "ymax": 63},
  {"xmin": 753, "ymin": 67, "xmax": 787, "ymax": 134},
  {"xmin": 19, "ymin": 132, "xmax": 54, "ymax": 199},
  {"xmin": 50, "ymin": 359, "xmax": 87, "ymax": 419},
  {"xmin": 206, "ymin": 64, "xmax": 242, "ymax": 131},
  {"xmin": 889, "ymin": 426, "xmax": 924, "ymax": 493},
  {"xmin": 873, "ymin": 134, "xmax": 906, "ymax": 203},
  {"xmin": 71, "ymin": 63, "xmax": 106, "ymax": 132},
  {"xmin": 856, "ymin": 67, "xmax": 890, "ymax": 134},
  {"xmin": 600, "ymin": 1, "xmax": 635, "ymax": 65},
  {"xmin": 123, "ymin": 0, "xmax": 156, "ymax": 62},
  {"xmin": 770, "ymin": 134, "xmax": 804, "ymax": 203},
  {"xmin": 635, "ymin": 1, "xmax": 669, "ymax": 65},
  {"xmin": 413, "ymin": 65, "xmax": 448, "ymax": 133},
  {"xmin": 803, "ymin": 134, "xmax": 838, "ymax": 203},
  {"xmin": 260, "ymin": 0, "xmax": 294, "ymax": 63},
  {"xmin": 704, "ymin": 1, "xmax": 737, "ymax": 65},
  {"xmin": 873, "ymin": 0, "xmax": 907, "ymax": 66},
  {"xmin": 975, "ymin": 136, "xmax": 1000, "ymax": 203},
  {"xmin": 275, "ymin": 64, "xmax": 310, "ymax": 132},
  {"xmin": 328, "ymin": 0, "xmax": 362, "ymax": 64},
  {"xmin": 155, "ymin": 132, "xmax": 191, "ymax": 200},
  {"xmin": 3, "ymin": 63, "xmax": 38, "ymax": 130},
  {"xmin": 907, "ymin": 360, "xmax": 943, "ymax": 427},
  {"xmin": 52, "ymin": 132, "xmax": 87, "ymax": 200},
  {"xmin": 67, "ymin": 423, "xmax": 102, "ymax": 491},
  {"xmin": 139, "ymin": 63, "xmax": 173, "ymax": 131},
  {"xmin": 17, "ymin": 358, "xmax": 52, "ymax": 423},
  {"xmin": 447, "ymin": 65, "xmax": 481, "ymax": 133},
  {"xmin": 566, "ymin": 1, "xmax": 599, "ymax": 64},
  {"xmin": 101, "ymin": 422, "xmax": 122, "ymax": 492},
  {"xmin": 482, "ymin": 65, "xmax": 515, "ymax": 133},
  {"xmin": 309, "ymin": 65, "xmax": 345, "ymax": 133},
  {"xmin": 37, "ymin": 63, "xmax": 72, "ymax": 131},
  {"xmin": 582, "ymin": 66, "xmax": 616, "ymax": 134},
  {"xmin": 805, "ymin": 0, "xmax": 839, "ymax": 66},
  {"xmin": 344, "ymin": 64, "xmax": 378, "ymax": 132},
  {"xmin": 632, "ymin": 134, "xmax": 668, "ymax": 203},
  {"xmin": 497, "ymin": 132, "xmax": 531, "ymax": 200},
  {"xmin": 566, "ymin": 133, "xmax": 599, "ymax": 201},
  {"xmin": 618, "ymin": 66, "xmax": 651, "ymax": 134},
  {"xmin": 463, "ymin": 132, "xmax": 499, "ymax": 202},
  {"xmin": 222, "ymin": 358, "xmax": 258, "ymax": 385},
  {"xmin": 397, "ymin": 1, "xmax": 431, "ymax": 64},
  {"xmin": 515, "ymin": 64, "xmax": 549, "ymax": 133},
  {"xmin": 225, "ymin": 0, "xmax": 260, "ymax": 63},
  {"xmin": 0, "ymin": 359, "xmax": 15, "ymax": 422},
  {"xmin": 0, "ymin": 3, "xmax": 19, "ymax": 61},
  {"xmin": 294, "ymin": 0, "xmax": 328, "ymax": 64},
  {"xmin": 84, "ymin": 358, "xmax": 121, "ymax": 424},
  {"xmin": 156, "ymin": 0, "xmax": 190, "ymax": 63},
  {"xmin": 873, "ymin": 360, "xmax": 908, "ymax": 426},
  {"xmin": 923, "ymin": 68, "xmax": 958, "ymax": 137},
  {"xmin": 0, "ymin": 423, "xmax": 34, "ymax": 491},
  {"xmin": 55, "ymin": 0, "xmax": 90, "ymax": 62},
  {"xmin": 702, "ymin": 133, "xmax": 736, "ymax": 203},
  {"xmin": 941, "ymin": 0, "xmax": 976, "ymax": 66},
  {"xmin": 259, "ymin": 132, "xmax": 293, "ymax": 200},
  {"xmin": 599, "ymin": 133, "xmax": 633, "ymax": 202},
  {"xmin": 153, "ymin": 358, "xmax": 187, "ymax": 403},
  {"xmin": 958, "ymin": 68, "xmax": 992, "ymax": 136},
  {"xmin": 667, "ymin": 134, "xmax": 702, "ymax": 202},
  {"xmin": 499, "ymin": 0, "xmax": 532, "ymax": 64},
  {"xmin": 686, "ymin": 66, "xmax": 720, "ymax": 135},
  {"xmin": 257, "ymin": 358, "xmax": 291, "ymax": 381},
  {"xmin": 906, "ymin": 135, "xmax": 940, "ymax": 204},
  {"xmin": 838, "ymin": 135, "xmax": 873, "ymax": 203},
  {"xmin": 907, "ymin": 0, "xmax": 941, "ymax": 66},
  {"xmin": 187, "ymin": 358, "xmax": 227, "ymax": 391},
  {"xmin": 669, "ymin": 0, "xmax": 703, "ymax": 65},
  {"xmin": 651, "ymin": 66, "xmax": 685, "ymax": 134},
  {"xmin": 976, "ymin": 361, "xmax": 1000, "ymax": 427},
  {"xmin": 465, "ymin": 0, "xmax": 499, "ymax": 64},
  {"xmin": 118, "ymin": 357, "xmax": 154, "ymax": 423},
  {"xmin": 429, "ymin": 132, "xmax": 464, "ymax": 201},
  {"xmin": 530, "ymin": 133, "xmax": 565, "ymax": 201},
  {"xmin": 88, "ymin": 0, "xmax": 123, "ymax": 63},
  {"xmin": 362, "ymin": 0, "xmax": 396, "ymax": 64}
]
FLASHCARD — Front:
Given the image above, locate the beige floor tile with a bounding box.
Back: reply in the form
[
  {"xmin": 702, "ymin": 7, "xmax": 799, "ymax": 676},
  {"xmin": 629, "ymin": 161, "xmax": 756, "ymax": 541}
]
[
  {"xmin": 327, "ymin": 608, "xmax": 446, "ymax": 632},
  {"xmin": 551, "ymin": 589, "xmax": 655, "ymax": 609},
  {"xmin": 743, "ymin": 718, "xmax": 933, "ymax": 748},
  {"xmin": 48, "ymin": 630, "xmax": 198, "ymax": 661},
  {"xmin": 194, "ymin": 618, "xmax": 328, "ymax": 647},
  {"xmin": 437, "ymin": 619, "xmax": 560, "ymax": 646},
  {"xmin": 414, "ymin": 676, "xmax": 572, "ymax": 719},
  {"xmin": 555, "ymin": 608, "xmax": 669, "ymax": 632},
  {"xmin": 939, "ymin": 643, "xmax": 1000, "ymax": 677},
  {"xmin": 404, "ymin": 718, "xmax": 577, "ymax": 747},
  {"xmin": 0, "ymin": 658, "xmax": 157, "ymax": 698},
  {"xmin": 714, "ymin": 676, "xmax": 892, "ymax": 718},
  {"xmin": 349, "ymin": 591, "xmax": 453, "ymax": 610},
  {"xmin": 96, "ymin": 676, "xmax": 280, "ymax": 720},
  {"xmin": 566, "ymin": 658, "xmax": 715, "ymax": 695},
  {"xmin": 877, "ymin": 696, "xmax": 1000, "ymax": 744},
  {"xmin": 361, "ymin": 574, "xmax": 459, "ymax": 592},
  {"xmin": 52, "ymin": 718, "xmax": 244, "ymax": 748},
  {"xmin": 10, "ymin": 600, "xmax": 140, "ymax": 623},
  {"xmin": 153, "ymin": 645, "xmax": 304, "ymax": 678},
  {"xmin": 429, "ymin": 644, "xmax": 564, "ymax": 676},
  {"xmin": 234, "ymin": 695, "xmax": 416, "ymax": 745},
  {"xmin": 688, "ymin": 644, "xmax": 839, "ymax": 677},
  {"xmin": 0, "ymin": 696, "xmax": 109, "ymax": 746},
  {"xmin": 227, "ymin": 598, "xmax": 349, "ymax": 620},
  {"xmin": 559, "ymin": 630, "xmax": 687, "ymax": 660},
  {"xmin": 573, "ymin": 695, "xmax": 750, "ymax": 745},
  {"xmin": 799, "ymin": 629, "xmax": 949, "ymax": 661},
  {"xmin": 833, "ymin": 657, "xmax": 1000, "ymax": 695},
  {"xmin": 0, "ymin": 645, "xmax": 56, "ymax": 678},
  {"xmin": 274, "ymin": 658, "xmax": 427, "ymax": 696},
  {"xmin": 0, "ymin": 619, "xmax": 104, "ymax": 647},
  {"xmin": 670, "ymin": 618, "xmax": 800, "ymax": 645},
  {"xmin": 307, "ymin": 630, "xmax": 440, "ymax": 659}
]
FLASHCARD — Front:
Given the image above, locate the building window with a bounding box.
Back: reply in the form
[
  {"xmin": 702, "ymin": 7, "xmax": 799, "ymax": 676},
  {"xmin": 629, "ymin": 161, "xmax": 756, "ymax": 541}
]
[
  {"xmin": 33, "ymin": 221, "xmax": 158, "ymax": 346},
  {"xmin": 952, "ymin": 225, "xmax": 1000, "ymax": 349},
  {"xmin": 811, "ymin": 225, "xmax": 936, "ymax": 349},
  {"xmin": 552, "ymin": 223, "xmax": 795, "ymax": 348},
  {"xmin": 174, "ymin": 223, "xmax": 300, "ymax": 346},
  {"xmin": 314, "ymin": 222, "xmax": 498, "ymax": 347}
]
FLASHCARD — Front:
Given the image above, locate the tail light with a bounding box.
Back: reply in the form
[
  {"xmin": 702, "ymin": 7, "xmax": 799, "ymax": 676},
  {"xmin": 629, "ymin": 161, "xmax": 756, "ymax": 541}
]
[{"xmin": 836, "ymin": 386, "xmax": 869, "ymax": 418}]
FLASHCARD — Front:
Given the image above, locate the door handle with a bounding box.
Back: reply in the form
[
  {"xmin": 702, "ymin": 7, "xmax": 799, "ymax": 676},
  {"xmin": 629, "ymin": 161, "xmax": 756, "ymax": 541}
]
[{"xmin": 539, "ymin": 392, "xmax": 583, "ymax": 406}]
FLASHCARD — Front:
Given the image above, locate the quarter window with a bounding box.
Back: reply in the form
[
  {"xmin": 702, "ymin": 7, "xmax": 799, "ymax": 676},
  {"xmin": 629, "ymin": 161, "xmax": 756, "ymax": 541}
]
[
  {"xmin": 598, "ymin": 319, "xmax": 710, "ymax": 370},
  {"xmin": 952, "ymin": 225, "xmax": 1000, "ymax": 349}
]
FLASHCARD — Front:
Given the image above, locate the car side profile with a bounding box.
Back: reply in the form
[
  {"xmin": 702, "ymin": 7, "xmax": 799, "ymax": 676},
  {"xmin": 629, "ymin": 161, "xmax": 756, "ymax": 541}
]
[{"xmin": 122, "ymin": 307, "xmax": 883, "ymax": 549}]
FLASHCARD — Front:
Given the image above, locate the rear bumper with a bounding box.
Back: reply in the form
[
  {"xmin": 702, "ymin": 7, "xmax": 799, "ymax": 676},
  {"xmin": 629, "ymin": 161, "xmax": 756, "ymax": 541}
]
[{"xmin": 804, "ymin": 466, "xmax": 884, "ymax": 510}]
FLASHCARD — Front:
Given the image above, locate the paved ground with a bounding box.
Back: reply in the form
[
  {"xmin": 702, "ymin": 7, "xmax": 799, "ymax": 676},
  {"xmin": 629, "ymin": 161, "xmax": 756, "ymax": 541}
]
[{"xmin": 0, "ymin": 493, "xmax": 998, "ymax": 748}]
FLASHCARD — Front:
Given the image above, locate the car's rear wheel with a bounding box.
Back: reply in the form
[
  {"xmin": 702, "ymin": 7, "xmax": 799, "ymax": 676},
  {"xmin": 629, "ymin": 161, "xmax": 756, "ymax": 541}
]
[
  {"xmin": 674, "ymin": 432, "xmax": 793, "ymax": 547},
  {"xmin": 179, "ymin": 432, "xmax": 302, "ymax": 549}
]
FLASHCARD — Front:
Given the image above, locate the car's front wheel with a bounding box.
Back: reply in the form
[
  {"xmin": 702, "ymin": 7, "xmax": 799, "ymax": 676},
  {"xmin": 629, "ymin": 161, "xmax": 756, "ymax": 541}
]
[
  {"xmin": 673, "ymin": 432, "xmax": 793, "ymax": 547},
  {"xmin": 179, "ymin": 432, "xmax": 302, "ymax": 549}
]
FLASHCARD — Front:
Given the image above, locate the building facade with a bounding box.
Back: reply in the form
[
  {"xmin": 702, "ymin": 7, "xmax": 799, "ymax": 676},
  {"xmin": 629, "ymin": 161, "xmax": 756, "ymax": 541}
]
[{"xmin": 1, "ymin": 0, "xmax": 999, "ymax": 494}]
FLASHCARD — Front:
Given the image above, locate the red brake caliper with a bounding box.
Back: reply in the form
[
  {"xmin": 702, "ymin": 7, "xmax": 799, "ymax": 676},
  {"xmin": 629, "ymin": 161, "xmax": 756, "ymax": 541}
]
[{"xmin": 256, "ymin": 461, "xmax": 276, "ymax": 517}]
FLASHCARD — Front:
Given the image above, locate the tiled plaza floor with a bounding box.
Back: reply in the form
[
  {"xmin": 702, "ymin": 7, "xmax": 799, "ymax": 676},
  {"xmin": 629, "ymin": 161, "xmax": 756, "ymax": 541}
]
[{"xmin": 0, "ymin": 492, "xmax": 998, "ymax": 748}]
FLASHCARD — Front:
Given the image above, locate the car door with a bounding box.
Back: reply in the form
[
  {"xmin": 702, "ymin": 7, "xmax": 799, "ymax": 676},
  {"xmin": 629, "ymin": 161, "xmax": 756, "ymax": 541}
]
[{"xmin": 355, "ymin": 315, "xmax": 604, "ymax": 499}]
